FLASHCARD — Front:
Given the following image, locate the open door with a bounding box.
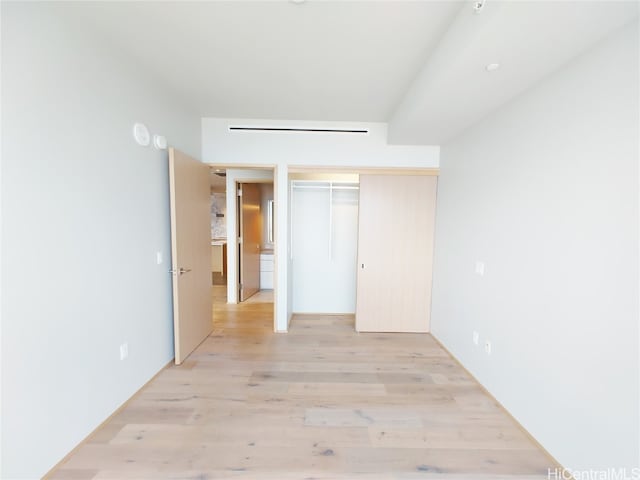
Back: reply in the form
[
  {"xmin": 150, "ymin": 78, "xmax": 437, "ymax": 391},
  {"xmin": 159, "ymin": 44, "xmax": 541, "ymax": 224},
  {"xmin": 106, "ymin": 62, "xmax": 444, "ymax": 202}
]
[
  {"xmin": 239, "ymin": 183, "xmax": 261, "ymax": 301},
  {"xmin": 168, "ymin": 148, "xmax": 212, "ymax": 364}
]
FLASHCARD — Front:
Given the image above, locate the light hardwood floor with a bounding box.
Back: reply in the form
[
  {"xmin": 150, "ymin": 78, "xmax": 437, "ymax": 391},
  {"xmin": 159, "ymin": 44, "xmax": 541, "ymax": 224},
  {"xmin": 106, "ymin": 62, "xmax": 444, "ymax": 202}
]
[{"xmin": 49, "ymin": 289, "xmax": 555, "ymax": 480}]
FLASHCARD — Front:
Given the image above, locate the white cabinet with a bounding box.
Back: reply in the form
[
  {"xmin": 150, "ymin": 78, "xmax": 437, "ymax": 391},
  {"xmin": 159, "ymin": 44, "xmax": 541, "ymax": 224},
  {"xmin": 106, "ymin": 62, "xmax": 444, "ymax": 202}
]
[{"xmin": 259, "ymin": 252, "xmax": 274, "ymax": 290}]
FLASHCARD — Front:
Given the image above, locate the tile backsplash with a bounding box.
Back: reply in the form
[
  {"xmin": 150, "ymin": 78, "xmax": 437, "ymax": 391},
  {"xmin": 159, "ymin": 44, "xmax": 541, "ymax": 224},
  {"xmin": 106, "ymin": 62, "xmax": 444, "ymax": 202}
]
[{"xmin": 211, "ymin": 193, "xmax": 226, "ymax": 239}]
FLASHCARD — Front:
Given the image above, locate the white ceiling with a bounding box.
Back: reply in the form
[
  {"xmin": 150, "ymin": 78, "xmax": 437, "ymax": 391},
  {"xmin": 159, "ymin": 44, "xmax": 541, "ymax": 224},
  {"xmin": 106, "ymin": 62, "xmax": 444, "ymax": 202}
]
[
  {"xmin": 388, "ymin": 0, "xmax": 639, "ymax": 144},
  {"xmin": 60, "ymin": 1, "xmax": 638, "ymax": 145},
  {"xmin": 68, "ymin": 1, "xmax": 461, "ymax": 122}
]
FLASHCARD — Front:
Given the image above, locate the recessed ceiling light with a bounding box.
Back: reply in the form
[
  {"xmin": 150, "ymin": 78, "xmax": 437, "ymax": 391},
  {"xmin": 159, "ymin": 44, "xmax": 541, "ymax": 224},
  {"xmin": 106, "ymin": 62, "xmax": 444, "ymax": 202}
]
[
  {"xmin": 485, "ymin": 63, "xmax": 500, "ymax": 72},
  {"xmin": 290, "ymin": 0, "xmax": 306, "ymax": 4}
]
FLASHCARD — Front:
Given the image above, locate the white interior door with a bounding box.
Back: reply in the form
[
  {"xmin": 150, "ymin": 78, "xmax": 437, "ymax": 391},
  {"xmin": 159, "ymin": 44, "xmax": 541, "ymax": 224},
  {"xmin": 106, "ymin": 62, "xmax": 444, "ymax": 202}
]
[
  {"xmin": 356, "ymin": 175, "xmax": 437, "ymax": 333},
  {"xmin": 169, "ymin": 148, "xmax": 213, "ymax": 364},
  {"xmin": 292, "ymin": 182, "xmax": 359, "ymax": 314}
]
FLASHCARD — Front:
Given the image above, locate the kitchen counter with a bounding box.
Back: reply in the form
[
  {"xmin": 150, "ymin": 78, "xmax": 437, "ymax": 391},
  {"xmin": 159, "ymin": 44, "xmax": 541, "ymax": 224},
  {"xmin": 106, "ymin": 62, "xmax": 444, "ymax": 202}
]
[{"xmin": 211, "ymin": 238, "xmax": 227, "ymax": 246}]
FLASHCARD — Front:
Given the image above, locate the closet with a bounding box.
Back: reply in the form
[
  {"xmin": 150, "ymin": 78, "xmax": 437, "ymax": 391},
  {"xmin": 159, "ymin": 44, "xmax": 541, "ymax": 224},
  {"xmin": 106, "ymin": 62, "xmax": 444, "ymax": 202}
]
[
  {"xmin": 290, "ymin": 173, "xmax": 437, "ymax": 332},
  {"xmin": 291, "ymin": 181, "xmax": 359, "ymax": 313}
]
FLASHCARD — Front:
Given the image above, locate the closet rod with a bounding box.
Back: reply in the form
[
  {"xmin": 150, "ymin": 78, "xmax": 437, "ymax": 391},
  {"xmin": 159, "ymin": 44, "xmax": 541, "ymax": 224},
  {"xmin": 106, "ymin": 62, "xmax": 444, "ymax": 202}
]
[{"xmin": 291, "ymin": 185, "xmax": 360, "ymax": 190}]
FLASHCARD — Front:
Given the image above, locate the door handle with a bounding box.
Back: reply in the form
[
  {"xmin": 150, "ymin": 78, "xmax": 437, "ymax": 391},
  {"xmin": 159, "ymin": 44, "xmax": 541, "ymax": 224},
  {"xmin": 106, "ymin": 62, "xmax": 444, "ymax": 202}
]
[{"xmin": 170, "ymin": 267, "xmax": 192, "ymax": 275}]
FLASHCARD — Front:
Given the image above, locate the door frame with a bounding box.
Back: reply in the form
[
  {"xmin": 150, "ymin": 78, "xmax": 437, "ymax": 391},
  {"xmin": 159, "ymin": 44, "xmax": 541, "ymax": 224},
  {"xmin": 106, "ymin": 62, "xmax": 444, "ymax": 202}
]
[
  {"xmin": 237, "ymin": 179, "xmax": 273, "ymax": 302},
  {"xmin": 207, "ymin": 163, "xmax": 278, "ymax": 333}
]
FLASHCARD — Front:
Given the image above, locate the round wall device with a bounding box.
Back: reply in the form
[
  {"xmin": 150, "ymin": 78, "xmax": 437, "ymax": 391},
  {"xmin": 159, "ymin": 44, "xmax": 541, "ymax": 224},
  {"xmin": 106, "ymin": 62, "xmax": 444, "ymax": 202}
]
[
  {"xmin": 153, "ymin": 134, "xmax": 168, "ymax": 150},
  {"xmin": 133, "ymin": 123, "xmax": 150, "ymax": 146}
]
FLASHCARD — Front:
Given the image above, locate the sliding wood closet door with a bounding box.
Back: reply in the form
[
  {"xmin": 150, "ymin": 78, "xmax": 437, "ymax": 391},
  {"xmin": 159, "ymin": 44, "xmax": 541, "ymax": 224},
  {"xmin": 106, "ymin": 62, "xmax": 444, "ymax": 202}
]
[{"xmin": 356, "ymin": 175, "xmax": 437, "ymax": 333}]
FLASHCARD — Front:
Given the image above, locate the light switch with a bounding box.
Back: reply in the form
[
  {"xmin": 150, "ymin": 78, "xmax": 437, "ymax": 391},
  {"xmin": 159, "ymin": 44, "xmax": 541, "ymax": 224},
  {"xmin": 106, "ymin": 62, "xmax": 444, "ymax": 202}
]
[
  {"xmin": 475, "ymin": 261, "xmax": 485, "ymax": 276},
  {"xmin": 156, "ymin": 251, "xmax": 163, "ymax": 265}
]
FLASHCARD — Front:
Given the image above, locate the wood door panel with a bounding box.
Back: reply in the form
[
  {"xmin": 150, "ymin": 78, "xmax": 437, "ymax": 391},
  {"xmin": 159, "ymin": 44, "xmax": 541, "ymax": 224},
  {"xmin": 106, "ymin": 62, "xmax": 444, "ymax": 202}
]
[
  {"xmin": 356, "ymin": 175, "xmax": 437, "ymax": 333},
  {"xmin": 240, "ymin": 183, "xmax": 261, "ymax": 301},
  {"xmin": 169, "ymin": 148, "xmax": 213, "ymax": 364}
]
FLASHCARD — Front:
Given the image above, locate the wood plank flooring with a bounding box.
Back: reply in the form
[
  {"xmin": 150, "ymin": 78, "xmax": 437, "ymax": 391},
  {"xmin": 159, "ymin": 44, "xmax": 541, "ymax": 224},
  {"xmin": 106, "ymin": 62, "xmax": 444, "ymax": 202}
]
[{"xmin": 49, "ymin": 290, "xmax": 555, "ymax": 479}]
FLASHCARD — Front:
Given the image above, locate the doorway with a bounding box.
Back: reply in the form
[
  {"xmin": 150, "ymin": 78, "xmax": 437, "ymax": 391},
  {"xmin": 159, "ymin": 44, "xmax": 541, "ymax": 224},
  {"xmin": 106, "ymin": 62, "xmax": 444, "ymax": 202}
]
[
  {"xmin": 237, "ymin": 181, "xmax": 274, "ymax": 303},
  {"xmin": 290, "ymin": 173, "xmax": 360, "ymax": 316},
  {"xmin": 209, "ymin": 168, "xmax": 228, "ymax": 305},
  {"xmin": 287, "ymin": 168, "xmax": 438, "ymax": 334},
  {"xmin": 208, "ymin": 167, "xmax": 276, "ymax": 323}
]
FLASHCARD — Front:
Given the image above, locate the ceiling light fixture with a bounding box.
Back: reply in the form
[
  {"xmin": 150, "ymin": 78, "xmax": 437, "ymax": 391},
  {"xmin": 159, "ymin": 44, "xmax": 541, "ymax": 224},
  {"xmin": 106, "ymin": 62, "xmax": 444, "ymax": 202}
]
[
  {"xmin": 290, "ymin": 0, "xmax": 306, "ymax": 4},
  {"xmin": 474, "ymin": 0, "xmax": 486, "ymax": 13},
  {"xmin": 485, "ymin": 63, "xmax": 500, "ymax": 72}
]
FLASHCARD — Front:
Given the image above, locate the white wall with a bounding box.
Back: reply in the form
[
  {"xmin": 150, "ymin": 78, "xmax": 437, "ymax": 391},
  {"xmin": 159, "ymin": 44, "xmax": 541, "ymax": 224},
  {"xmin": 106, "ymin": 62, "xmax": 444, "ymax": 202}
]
[
  {"xmin": 202, "ymin": 119, "xmax": 439, "ymax": 169},
  {"xmin": 286, "ymin": 169, "xmax": 294, "ymax": 330},
  {"xmin": 225, "ymin": 169, "xmax": 274, "ymax": 304},
  {"xmin": 1, "ymin": 4, "xmax": 201, "ymax": 478},
  {"xmin": 431, "ymin": 21, "xmax": 639, "ymax": 471},
  {"xmin": 202, "ymin": 118, "xmax": 439, "ymax": 331}
]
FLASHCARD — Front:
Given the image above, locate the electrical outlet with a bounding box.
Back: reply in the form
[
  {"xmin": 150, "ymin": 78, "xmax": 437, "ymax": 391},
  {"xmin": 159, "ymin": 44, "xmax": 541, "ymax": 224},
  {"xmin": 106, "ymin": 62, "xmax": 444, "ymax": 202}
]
[
  {"xmin": 120, "ymin": 343, "xmax": 129, "ymax": 360},
  {"xmin": 473, "ymin": 331, "xmax": 479, "ymax": 345},
  {"xmin": 484, "ymin": 340, "xmax": 491, "ymax": 355},
  {"xmin": 475, "ymin": 261, "xmax": 485, "ymax": 276},
  {"xmin": 156, "ymin": 251, "xmax": 163, "ymax": 265}
]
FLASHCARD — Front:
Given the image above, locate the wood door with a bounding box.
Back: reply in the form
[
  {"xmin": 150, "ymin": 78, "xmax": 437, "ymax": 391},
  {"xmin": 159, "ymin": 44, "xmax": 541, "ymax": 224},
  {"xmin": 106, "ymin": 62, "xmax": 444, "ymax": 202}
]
[
  {"xmin": 239, "ymin": 183, "xmax": 261, "ymax": 301},
  {"xmin": 168, "ymin": 148, "xmax": 212, "ymax": 364},
  {"xmin": 356, "ymin": 175, "xmax": 437, "ymax": 333}
]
